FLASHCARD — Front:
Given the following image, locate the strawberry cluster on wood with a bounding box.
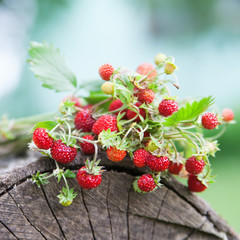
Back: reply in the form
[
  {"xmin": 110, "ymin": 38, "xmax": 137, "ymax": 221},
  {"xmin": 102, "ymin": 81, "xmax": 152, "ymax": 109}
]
[{"xmin": 25, "ymin": 42, "xmax": 235, "ymax": 206}]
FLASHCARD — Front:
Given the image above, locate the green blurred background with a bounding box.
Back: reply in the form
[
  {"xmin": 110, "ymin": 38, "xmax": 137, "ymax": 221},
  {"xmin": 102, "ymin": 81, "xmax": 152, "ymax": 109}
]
[{"xmin": 0, "ymin": 0, "xmax": 239, "ymax": 232}]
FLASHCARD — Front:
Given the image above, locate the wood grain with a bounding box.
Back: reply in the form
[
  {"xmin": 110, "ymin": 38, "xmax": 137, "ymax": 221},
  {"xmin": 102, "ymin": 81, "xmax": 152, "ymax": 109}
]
[{"xmin": 0, "ymin": 151, "xmax": 239, "ymax": 240}]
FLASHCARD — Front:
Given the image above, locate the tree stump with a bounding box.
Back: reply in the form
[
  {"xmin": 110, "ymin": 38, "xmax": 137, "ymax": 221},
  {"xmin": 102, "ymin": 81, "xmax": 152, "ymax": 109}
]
[{"xmin": 0, "ymin": 151, "xmax": 239, "ymax": 240}]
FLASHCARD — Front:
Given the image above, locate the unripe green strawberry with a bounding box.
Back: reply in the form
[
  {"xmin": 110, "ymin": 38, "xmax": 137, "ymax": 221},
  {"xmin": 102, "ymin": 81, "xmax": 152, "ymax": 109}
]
[
  {"xmin": 101, "ymin": 82, "xmax": 114, "ymax": 95},
  {"xmin": 60, "ymin": 200, "xmax": 73, "ymax": 207},
  {"xmin": 164, "ymin": 63, "xmax": 176, "ymax": 74},
  {"xmin": 154, "ymin": 53, "xmax": 166, "ymax": 65}
]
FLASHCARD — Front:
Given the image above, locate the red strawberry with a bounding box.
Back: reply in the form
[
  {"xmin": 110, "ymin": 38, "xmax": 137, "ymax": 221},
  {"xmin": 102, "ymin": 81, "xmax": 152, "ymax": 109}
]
[
  {"xmin": 137, "ymin": 174, "xmax": 156, "ymax": 192},
  {"xmin": 147, "ymin": 155, "xmax": 169, "ymax": 172},
  {"xmin": 136, "ymin": 63, "xmax": 157, "ymax": 79},
  {"xmin": 109, "ymin": 99, "xmax": 127, "ymax": 118},
  {"xmin": 185, "ymin": 156, "xmax": 205, "ymax": 175},
  {"xmin": 133, "ymin": 149, "xmax": 150, "ymax": 168},
  {"xmin": 158, "ymin": 99, "xmax": 178, "ymax": 117},
  {"xmin": 222, "ymin": 109, "xmax": 234, "ymax": 122},
  {"xmin": 99, "ymin": 63, "xmax": 114, "ymax": 81},
  {"xmin": 92, "ymin": 115, "xmax": 118, "ymax": 135},
  {"xmin": 138, "ymin": 89, "xmax": 155, "ymax": 104},
  {"xmin": 107, "ymin": 146, "xmax": 126, "ymax": 162},
  {"xmin": 168, "ymin": 161, "xmax": 183, "ymax": 175},
  {"xmin": 74, "ymin": 111, "xmax": 96, "ymax": 132},
  {"xmin": 188, "ymin": 174, "xmax": 208, "ymax": 192},
  {"xmin": 127, "ymin": 102, "xmax": 146, "ymax": 122},
  {"xmin": 202, "ymin": 112, "xmax": 219, "ymax": 130},
  {"xmin": 77, "ymin": 166, "xmax": 102, "ymax": 189},
  {"xmin": 51, "ymin": 140, "xmax": 77, "ymax": 164},
  {"xmin": 33, "ymin": 128, "xmax": 54, "ymax": 150},
  {"xmin": 80, "ymin": 135, "xmax": 95, "ymax": 155}
]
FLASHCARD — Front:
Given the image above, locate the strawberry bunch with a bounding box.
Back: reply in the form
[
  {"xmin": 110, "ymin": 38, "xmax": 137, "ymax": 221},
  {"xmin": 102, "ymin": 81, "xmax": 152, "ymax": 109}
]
[{"xmin": 28, "ymin": 44, "xmax": 235, "ymax": 206}]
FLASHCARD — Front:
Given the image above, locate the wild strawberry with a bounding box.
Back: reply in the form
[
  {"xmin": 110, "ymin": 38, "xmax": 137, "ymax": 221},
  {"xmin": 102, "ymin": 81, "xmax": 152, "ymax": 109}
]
[
  {"xmin": 33, "ymin": 128, "xmax": 54, "ymax": 150},
  {"xmin": 80, "ymin": 135, "xmax": 95, "ymax": 155},
  {"xmin": 185, "ymin": 156, "xmax": 205, "ymax": 175},
  {"xmin": 138, "ymin": 89, "xmax": 155, "ymax": 104},
  {"xmin": 158, "ymin": 99, "xmax": 178, "ymax": 117},
  {"xmin": 107, "ymin": 146, "xmax": 126, "ymax": 162},
  {"xmin": 109, "ymin": 99, "xmax": 128, "ymax": 118},
  {"xmin": 202, "ymin": 112, "xmax": 219, "ymax": 130},
  {"xmin": 154, "ymin": 53, "xmax": 166, "ymax": 65},
  {"xmin": 137, "ymin": 174, "xmax": 156, "ymax": 192},
  {"xmin": 92, "ymin": 115, "xmax": 118, "ymax": 135},
  {"xmin": 136, "ymin": 63, "xmax": 157, "ymax": 79},
  {"xmin": 168, "ymin": 161, "xmax": 183, "ymax": 175},
  {"xmin": 99, "ymin": 63, "xmax": 114, "ymax": 81},
  {"xmin": 164, "ymin": 63, "xmax": 176, "ymax": 74},
  {"xmin": 74, "ymin": 111, "xmax": 96, "ymax": 132},
  {"xmin": 147, "ymin": 155, "xmax": 169, "ymax": 172},
  {"xmin": 222, "ymin": 108, "xmax": 234, "ymax": 122},
  {"xmin": 51, "ymin": 140, "xmax": 77, "ymax": 164},
  {"xmin": 127, "ymin": 102, "xmax": 146, "ymax": 122},
  {"xmin": 77, "ymin": 166, "xmax": 102, "ymax": 189},
  {"xmin": 133, "ymin": 149, "xmax": 150, "ymax": 168},
  {"xmin": 101, "ymin": 82, "xmax": 114, "ymax": 95},
  {"xmin": 188, "ymin": 174, "xmax": 208, "ymax": 192}
]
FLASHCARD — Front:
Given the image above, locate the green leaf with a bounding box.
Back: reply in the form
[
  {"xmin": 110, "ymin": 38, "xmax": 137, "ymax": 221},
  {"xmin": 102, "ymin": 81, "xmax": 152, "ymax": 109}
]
[
  {"xmin": 31, "ymin": 121, "xmax": 58, "ymax": 133},
  {"xmin": 64, "ymin": 169, "xmax": 76, "ymax": 178},
  {"xmin": 163, "ymin": 96, "xmax": 215, "ymax": 127},
  {"xmin": 28, "ymin": 41, "xmax": 77, "ymax": 92},
  {"xmin": 84, "ymin": 91, "xmax": 109, "ymax": 104}
]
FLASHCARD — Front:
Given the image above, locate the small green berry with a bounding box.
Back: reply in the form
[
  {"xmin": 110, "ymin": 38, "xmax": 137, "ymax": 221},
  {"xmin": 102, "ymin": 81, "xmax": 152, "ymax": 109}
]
[
  {"xmin": 164, "ymin": 63, "xmax": 176, "ymax": 74},
  {"xmin": 60, "ymin": 200, "xmax": 73, "ymax": 207}
]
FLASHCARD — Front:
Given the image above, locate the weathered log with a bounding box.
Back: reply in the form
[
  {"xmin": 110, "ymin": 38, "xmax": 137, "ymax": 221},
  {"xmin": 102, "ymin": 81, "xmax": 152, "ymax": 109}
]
[{"xmin": 0, "ymin": 151, "xmax": 239, "ymax": 240}]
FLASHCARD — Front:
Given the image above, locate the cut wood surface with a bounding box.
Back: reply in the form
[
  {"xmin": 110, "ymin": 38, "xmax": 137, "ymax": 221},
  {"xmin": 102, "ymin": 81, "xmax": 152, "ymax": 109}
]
[{"xmin": 0, "ymin": 151, "xmax": 239, "ymax": 240}]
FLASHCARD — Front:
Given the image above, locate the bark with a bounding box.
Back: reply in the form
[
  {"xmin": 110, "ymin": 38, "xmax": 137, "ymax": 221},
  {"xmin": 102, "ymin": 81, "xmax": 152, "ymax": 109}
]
[{"xmin": 0, "ymin": 151, "xmax": 239, "ymax": 240}]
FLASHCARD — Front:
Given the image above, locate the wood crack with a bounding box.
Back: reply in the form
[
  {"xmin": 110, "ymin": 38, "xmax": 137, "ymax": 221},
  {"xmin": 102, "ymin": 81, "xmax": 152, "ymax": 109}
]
[
  {"xmin": 40, "ymin": 185, "xmax": 67, "ymax": 240},
  {"xmin": 7, "ymin": 192, "xmax": 47, "ymax": 240},
  {"xmin": 0, "ymin": 220, "xmax": 19, "ymax": 239},
  {"xmin": 106, "ymin": 178, "xmax": 114, "ymax": 240},
  {"xmin": 126, "ymin": 184, "xmax": 132, "ymax": 240},
  {"xmin": 81, "ymin": 190, "xmax": 96, "ymax": 240},
  {"xmin": 151, "ymin": 188, "xmax": 169, "ymax": 240}
]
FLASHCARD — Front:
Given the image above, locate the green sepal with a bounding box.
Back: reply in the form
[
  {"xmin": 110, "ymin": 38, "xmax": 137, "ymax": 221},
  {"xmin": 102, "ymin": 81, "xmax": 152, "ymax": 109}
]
[
  {"xmin": 64, "ymin": 169, "xmax": 76, "ymax": 178},
  {"xmin": 57, "ymin": 187, "xmax": 77, "ymax": 206},
  {"xmin": 32, "ymin": 171, "xmax": 50, "ymax": 187}
]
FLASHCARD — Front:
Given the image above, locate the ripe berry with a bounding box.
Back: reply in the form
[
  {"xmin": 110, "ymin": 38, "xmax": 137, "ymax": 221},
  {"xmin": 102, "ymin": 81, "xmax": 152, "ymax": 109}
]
[
  {"xmin": 202, "ymin": 112, "xmax": 219, "ymax": 130},
  {"xmin": 222, "ymin": 109, "xmax": 234, "ymax": 122},
  {"xmin": 136, "ymin": 63, "xmax": 157, "ymax": 79},
  {"xmin": 164, "ymin": 63, "xmax": 176, "ymax": 74},
  {"xmin": 147, "ymin": 155, "xmax": 169, "ymax": 172},
  {"xmin": 51, "ymin": 140, "xmax": 77, "ymax": 164},
  {"xmin": 33, "ymin": 128, "xmax": 54, "ymax": 150},
  {"xmin": 133, "ymin": 149, "xmax": 150, "ymax": 168},
  {"xmin": 109, "ymin": 99, "xmax": 128, "ymax": 118},
  {"xmin": 185, "ymin": 156, "xmax": 205, "ymax": 175},
  {"xmin": 138, "ymin": 89, "xmax": 155, "ymax": 104},
  {"xmin": 74, "ymin": 111, "xmax": 96, "ymax": 132},
  {"xmin": 158, "ymin": 99, "xmax": 178, "ymax": 117},
  {"xmin": 168, "ymin": 161, "xmax": 183, "ymax": 175},
  {"xmin": 101, "ymin": 82, "xmax": 114, "ymax": 95},
  {"xmin": 92, "ymin": 115, "xmax": 118, "ymax": 135},
  {"xmin": 77, "ymin": 166, "xmax": 102, "ymax": 189},
  {"xmin": 127, "ymin": 102, "xmax": 146, "ymax": 122},
  {"xmin": 99, "ymin": 63, "xmax": 114, "ymax": 81},
  {"xmin": 188, "ymin": 174, "xmax": 207, "ymax": 192},
  {"xmin": 80, "ymin": 135, "xmax": 95, "ymax": 155},
  {"xmin": 154, "ymin": 53, "xmax": 166, "ymax": 65},
  {"xmin": 107, "ymin": 146, "xmax": 127, "ymax": 162},
  {"xmin": 137, "ymin": 174, "xmax": 156, "ymax": 192}
]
